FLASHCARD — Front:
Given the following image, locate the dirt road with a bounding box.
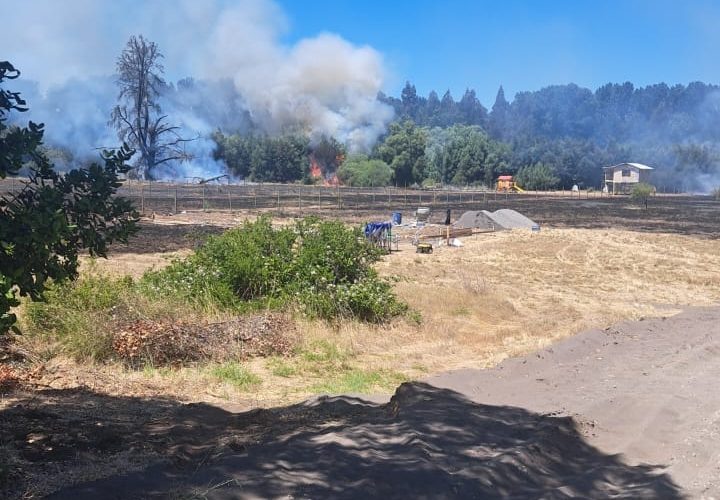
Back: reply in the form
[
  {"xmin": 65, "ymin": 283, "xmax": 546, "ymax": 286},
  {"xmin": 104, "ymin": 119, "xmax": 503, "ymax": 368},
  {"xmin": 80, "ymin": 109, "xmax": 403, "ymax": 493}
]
[
  {"xmin": 42, "ymin": 306, "xmax": 719, "ymax": 499},
  {"xmin": 427, "ymin": 306, "xmax": 720, "ymax": 498}
]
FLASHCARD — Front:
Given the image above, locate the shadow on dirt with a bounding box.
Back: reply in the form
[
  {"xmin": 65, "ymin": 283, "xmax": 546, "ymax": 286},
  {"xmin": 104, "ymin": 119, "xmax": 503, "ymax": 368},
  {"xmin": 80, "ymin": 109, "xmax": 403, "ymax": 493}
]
[{"xmin": 3, "ymin": 382, "xmax": 681, "ymax": 499}]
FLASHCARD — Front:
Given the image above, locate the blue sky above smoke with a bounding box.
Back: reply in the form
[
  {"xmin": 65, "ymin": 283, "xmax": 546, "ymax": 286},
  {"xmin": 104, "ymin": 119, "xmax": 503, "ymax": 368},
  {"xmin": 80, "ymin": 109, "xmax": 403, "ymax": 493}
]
[
  {"xmin": 278, "ymin": 0, "xmax": 720, "ymax": 104},
  {"xmin": 8, "ymin": 0, "xmax": 720, "ymax": 105}
]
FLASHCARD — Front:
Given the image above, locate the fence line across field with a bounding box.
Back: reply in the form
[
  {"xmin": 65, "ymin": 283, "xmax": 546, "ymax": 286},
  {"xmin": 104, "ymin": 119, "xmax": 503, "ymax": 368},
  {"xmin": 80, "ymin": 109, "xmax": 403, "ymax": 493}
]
[
  {"xmin": 0, "ymin": 178, "xmax": 684, "ymax": 216},
  {"xmin": 116, "ymin": 182, "xmax": 617, "ymax": 214}
]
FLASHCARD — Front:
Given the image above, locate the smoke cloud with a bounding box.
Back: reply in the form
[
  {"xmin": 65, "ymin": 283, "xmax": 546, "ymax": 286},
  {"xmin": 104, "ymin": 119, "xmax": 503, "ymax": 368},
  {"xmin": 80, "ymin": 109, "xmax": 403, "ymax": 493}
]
[{"xmin": 2, "ymin": 0, "xmax": 393, "ymax": 179}]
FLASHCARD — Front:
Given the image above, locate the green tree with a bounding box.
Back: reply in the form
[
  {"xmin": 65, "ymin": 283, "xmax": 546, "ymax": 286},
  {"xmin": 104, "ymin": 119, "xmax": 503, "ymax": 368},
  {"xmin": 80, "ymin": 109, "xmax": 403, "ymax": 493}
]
[
  {"xmin": 336, "ymin": 155, "xmax": 392, "ymax": 187},
  {"xmin": 515, "ymin": 162, "xmax": 560, "ymax": 190},
  {"xmin": 631, "ymin": 182, "xmax": 655, "ymax": 209},
  {"xmin": 376, "ymin": 120, "xmax": 427, "ymax": 185},
  {"xmin": 458, "ymin": 89, "xmax": 488, "ymax": 127},
  {"xmin": 0, "ymin": 61, "xmax": 139, "ymax": 334},
  {"xmin": 400, "ymin": 81, "xmax": 421, "ymax": 121},
  {"xmin": 489, "ymin": 86, "xmax": 510, "ymax": 140},
  {"xmin": 424, "ymin": 125, "xmax": 509, "ymax": 186}
]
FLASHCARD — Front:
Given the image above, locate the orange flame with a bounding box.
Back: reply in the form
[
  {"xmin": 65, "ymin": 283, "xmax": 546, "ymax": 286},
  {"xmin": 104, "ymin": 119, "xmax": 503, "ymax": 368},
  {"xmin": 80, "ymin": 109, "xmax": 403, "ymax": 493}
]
[
  {"xmin": 309, "ymin": 153, "xmax": 341, "ymax": 186},
  {"xmin": 309, "ymin": 155, "xmax": 322, "ymax": 179}
]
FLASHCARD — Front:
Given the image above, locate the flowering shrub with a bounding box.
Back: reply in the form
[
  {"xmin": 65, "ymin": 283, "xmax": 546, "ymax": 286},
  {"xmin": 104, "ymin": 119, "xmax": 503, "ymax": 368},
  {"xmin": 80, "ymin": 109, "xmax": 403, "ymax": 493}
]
[{"xmin": 141, "ymin": 217, "xmax": 406, "ymax": 322}]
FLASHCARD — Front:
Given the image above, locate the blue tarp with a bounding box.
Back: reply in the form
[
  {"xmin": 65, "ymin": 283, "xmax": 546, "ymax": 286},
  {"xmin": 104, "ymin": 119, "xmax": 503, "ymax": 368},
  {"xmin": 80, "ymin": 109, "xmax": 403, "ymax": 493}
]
[{"xmin": 364, "ymin": 221, "xmax": 392, "ymax": 239}]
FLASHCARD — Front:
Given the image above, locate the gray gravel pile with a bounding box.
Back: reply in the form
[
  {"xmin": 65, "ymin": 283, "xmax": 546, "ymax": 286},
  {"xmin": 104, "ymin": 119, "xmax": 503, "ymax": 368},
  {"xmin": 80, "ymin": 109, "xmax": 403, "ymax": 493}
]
[
  {"xmin": 488, "ymin": 209, "xmax": 537, "ymax": 229},
  {"xmin": 454, "ymin": 209, "xmax": 536, "ymax": 230},
  {"xmin": 453, "ymin": 210, "xmax": 497, "ymax": 230}
]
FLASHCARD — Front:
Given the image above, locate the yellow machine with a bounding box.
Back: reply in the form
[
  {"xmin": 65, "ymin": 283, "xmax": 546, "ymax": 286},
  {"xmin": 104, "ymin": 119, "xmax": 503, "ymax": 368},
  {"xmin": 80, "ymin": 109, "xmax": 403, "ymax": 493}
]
[
  {"xmin": 416, "ymin": 242, "xmax": 433, "ymax": 254},
  {"xmin": 496, "ymin": 175, "xmax": 525, "ymax": 192}
]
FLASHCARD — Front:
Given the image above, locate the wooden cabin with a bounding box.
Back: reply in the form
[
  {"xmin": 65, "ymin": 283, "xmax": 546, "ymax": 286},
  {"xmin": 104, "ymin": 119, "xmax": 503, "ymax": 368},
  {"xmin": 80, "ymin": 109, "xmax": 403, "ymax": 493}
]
[{"xmin": 603, "ymin": 163, "xmax": 653, "ymax": 194}]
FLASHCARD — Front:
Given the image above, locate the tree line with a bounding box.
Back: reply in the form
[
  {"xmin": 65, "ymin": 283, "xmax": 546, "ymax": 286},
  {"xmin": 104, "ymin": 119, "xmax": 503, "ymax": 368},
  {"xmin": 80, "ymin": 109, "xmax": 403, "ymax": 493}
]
[{"xmin": 213, "ymin": 80, "xmax": 720, "ymax": 190}]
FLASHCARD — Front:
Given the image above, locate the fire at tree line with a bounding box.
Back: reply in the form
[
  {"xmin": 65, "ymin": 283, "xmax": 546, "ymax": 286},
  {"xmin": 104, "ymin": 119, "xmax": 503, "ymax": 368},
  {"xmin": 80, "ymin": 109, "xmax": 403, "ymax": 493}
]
[{"xmin": 7, "ymin": 34, "xmax": 720, "ymax": 193}]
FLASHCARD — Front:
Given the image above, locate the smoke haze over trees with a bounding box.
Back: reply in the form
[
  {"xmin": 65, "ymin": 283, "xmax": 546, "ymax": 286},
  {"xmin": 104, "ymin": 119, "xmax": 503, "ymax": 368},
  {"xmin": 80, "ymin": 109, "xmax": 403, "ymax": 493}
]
[{"xmin": 376, "ymin": 81, "xmax": 720, "ymax": 191}]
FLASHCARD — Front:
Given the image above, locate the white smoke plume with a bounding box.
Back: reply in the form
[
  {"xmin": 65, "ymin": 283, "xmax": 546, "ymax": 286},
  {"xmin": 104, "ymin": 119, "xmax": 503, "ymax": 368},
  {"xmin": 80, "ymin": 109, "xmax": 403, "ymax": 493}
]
[{"xmin": 2, "ymin": 0, "xmax": 393, "ymax": 178}]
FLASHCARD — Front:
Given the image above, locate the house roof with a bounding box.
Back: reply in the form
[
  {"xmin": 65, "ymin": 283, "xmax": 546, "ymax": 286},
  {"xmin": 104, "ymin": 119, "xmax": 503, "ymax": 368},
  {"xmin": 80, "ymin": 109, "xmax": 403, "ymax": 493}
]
[{"xmin": 603, "ymin": 162, "xmax": 654, "ymax": 170}]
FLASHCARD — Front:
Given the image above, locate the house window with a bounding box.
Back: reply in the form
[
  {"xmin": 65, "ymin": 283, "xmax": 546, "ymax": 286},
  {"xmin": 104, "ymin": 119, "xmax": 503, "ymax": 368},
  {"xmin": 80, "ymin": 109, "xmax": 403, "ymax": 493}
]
[{"xmin": 622, "ymin": 169, "xmax": 631, "ymax": 177}]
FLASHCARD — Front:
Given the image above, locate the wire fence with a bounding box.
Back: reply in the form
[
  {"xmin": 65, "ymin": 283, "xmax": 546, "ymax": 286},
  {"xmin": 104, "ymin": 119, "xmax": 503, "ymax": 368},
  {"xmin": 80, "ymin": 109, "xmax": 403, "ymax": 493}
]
[{"xmin": 0, "ymin": 177, "xmax": 664, "ymax": 215}]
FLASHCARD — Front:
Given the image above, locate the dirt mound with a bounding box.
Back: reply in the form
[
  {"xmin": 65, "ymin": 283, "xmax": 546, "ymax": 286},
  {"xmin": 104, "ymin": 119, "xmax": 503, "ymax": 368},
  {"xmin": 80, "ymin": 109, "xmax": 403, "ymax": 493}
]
[
  {"xmin": 113, "ymin": 314, "xmax": 295, "ymax": 367},
  {"xmin": 44, "ymin": 381, "xmax": 678, "ymax": 499}
]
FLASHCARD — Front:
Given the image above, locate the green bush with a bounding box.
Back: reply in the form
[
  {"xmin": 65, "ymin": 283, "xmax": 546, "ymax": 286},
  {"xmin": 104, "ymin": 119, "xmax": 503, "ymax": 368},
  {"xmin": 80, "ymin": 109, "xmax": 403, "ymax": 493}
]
[
  {"xmin": 141, "ymin": 217, "xmax": 296, "ymax": 311},
  {"xmin": 141, "ymin": 216, "xmax": 406, "ymax": 322},
  {"xmin": 336, "ymin": 155, "xmax": 393, "ymax": 187},
  {"xmin": 631, "ymin": 182, "xmax": 655, "ymax": 208},
  {"xmin": 22, "ymin": 217, "xmax": 406, "ymax": 363},
  {"xmin": 515, "ymin": 162, "xmax": 560, "ymax": 190}
]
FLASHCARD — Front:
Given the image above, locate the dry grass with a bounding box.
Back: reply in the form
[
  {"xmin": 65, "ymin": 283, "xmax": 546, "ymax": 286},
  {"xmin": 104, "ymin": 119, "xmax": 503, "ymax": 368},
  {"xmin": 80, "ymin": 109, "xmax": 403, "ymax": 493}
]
[
  {"xmin": 22, "ymin": 216, "xmax": 720, "ymax": 407},
  {"xmin": 369, "ymin": 228, "xmax": 720, "ymax": 373}
]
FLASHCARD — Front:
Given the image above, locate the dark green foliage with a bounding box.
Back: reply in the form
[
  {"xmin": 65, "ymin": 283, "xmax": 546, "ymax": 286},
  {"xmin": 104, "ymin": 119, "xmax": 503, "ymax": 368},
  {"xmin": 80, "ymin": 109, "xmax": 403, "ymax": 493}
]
[
  {"xmin": 336, "ymin": 155, "xmax": 392, "ymax": 187},
  {"xmin": 515, "ymin": 163, "xmax": 560, "ymax": 190},
  {"xmin": 376, "ymin": 121, "xmax": 428, "ymax": 185},
  {"xmin": 0, "ymin": 61, "xmax": 139, "ymax": 335},
  {"xmin": 142, "ymin": 217, "xmax": 406, "ymax": 323},
  {"xmin": 425, "ymin": 125, "xmax": 509, "ymax": 186},
  {"xmin": 379, "ymin": 80, "xmax": 720, "ymax": 190},
  {"xmin": 212, "ymin": 131, "xmax": 310, "ymax": 182}
]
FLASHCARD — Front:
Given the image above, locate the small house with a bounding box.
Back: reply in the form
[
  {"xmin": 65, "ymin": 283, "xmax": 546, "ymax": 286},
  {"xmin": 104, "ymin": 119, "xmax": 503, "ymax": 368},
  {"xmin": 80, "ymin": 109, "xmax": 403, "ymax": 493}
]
[{"xmin": 603, "ymin": 163, "xmax": 653, "ymax": 194}]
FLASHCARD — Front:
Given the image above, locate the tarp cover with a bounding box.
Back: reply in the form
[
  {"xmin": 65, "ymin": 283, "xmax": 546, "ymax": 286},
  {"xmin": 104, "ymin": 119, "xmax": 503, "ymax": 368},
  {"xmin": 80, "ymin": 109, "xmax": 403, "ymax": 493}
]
[{"xmin": 364, "ymin": 221, "xmax": 392, "ymax": 238}]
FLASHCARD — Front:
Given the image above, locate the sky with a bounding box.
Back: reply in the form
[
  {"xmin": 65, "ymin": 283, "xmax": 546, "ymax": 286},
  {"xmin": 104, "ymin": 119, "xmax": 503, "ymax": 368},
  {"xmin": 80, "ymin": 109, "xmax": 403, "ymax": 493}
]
[
  {"xmin": 4, "ymin": 0, "xmax": 720, "ymax": 106},
  {"xmin": 0, "ymin": 0, "xmax": 720, "ymax": 117},
  {"xmin": 276, "ymin": 0, "xmax": 720, "ymax": 105}
]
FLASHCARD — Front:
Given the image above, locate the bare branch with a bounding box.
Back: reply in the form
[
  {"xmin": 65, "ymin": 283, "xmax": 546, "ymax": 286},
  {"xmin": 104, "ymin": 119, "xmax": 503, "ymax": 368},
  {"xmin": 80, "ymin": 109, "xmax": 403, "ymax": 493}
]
[{"xmin": 110, "ymin": 35, "xmax": 189, "ymax": 179}]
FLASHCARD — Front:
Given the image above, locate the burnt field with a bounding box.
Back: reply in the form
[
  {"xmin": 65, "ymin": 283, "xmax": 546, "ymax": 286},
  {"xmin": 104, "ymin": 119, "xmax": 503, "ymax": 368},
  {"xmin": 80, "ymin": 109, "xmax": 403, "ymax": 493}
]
[
  {"xmin": 2, "ymin": 178, "xmax": 719, "ymax": 236},
  {"xmin": 117, "ymin": 183, "xmax": 720, "ymax": 237}
]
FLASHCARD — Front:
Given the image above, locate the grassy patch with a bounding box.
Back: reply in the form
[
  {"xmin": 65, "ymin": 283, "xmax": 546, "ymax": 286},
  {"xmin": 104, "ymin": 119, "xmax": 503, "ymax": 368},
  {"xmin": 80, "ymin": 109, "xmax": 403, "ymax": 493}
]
[
  {"xmin": 312, "ymin": 369, "xmax": 407, "ymax": 394},
  {"xmin": 20, "ymin": 273, "xmax": 189, "ymax": 362},
  {"xmin": 209, "ymin": 362, "xmax": 261, "ymax": 390},
  {"xmin": 266, "ymin": 357, "xmax": 298, "ymax": 378},
  {"xmin": 265, "ymin": 340, "xmax": 408, "ymax": 394}
]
